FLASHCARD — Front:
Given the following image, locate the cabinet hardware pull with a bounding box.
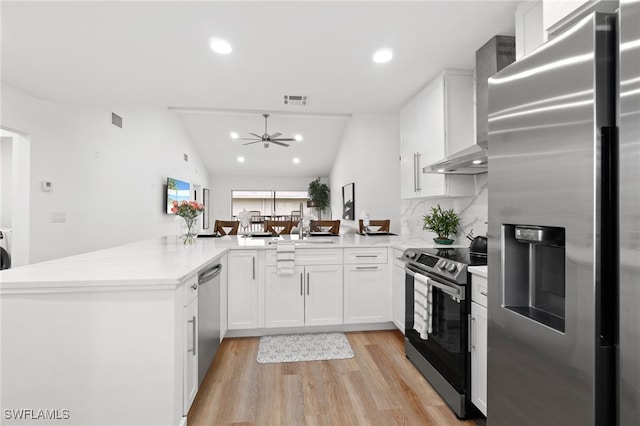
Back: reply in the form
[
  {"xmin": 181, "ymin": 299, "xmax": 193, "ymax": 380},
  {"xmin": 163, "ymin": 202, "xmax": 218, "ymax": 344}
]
[
  {"xmin": 480, "ymin": 291, "xmax": 488, "ymax": 296},
  {"xmin": 300, "ymin": 273, "xmax": 303, "ymax": 296},
  {"xmin": 307, "ymin": 272, "xmax": 310, "ymax": 295},
  {"xmin": 191, "ymin": 283, "xmax": 197, "ymax": 291},
  {"xmin": 468, "ymin": 315, "xmax": 472, "ymax": 353},
  {"xmin": 470, "ymin": 316, "xmax": 476, "ymax": 350},
  {"xmin": 188, "ymin": 316, "xmax": 197, "ymax": 356},
  {"xmin": 415, "ymin": 152, "xmax": 421, "ymax": 191},
  {"xmin": 355, "ymin": 255, "xmax": 378, "ymax": 258},
  {"xmin": 252, "ymin": 256, "xmax": 255, "ymax": 280},
  {"xmin": 356, "ymin": 266, "xmax": 378, "ymax": 270},
  {"xmin": 413, "ymin": 152, "xmax": 418, "ymax": 192}
]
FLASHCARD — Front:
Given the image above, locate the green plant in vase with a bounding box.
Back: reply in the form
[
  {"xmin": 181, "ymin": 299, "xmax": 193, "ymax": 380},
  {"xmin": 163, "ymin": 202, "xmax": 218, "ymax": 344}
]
[
  {"xmin": 422, "ymin": 204, "xmax": 460, "ymax": 245},
  {"xmin": 307, "ymin": 177, "xmax": 330, "ymax": 219}
]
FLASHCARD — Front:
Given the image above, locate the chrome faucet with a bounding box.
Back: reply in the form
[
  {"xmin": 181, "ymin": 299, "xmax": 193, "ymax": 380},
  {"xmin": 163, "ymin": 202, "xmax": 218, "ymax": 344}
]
[{"xmin": 298, "ymin": 202, "xmax": 304, "ymax": 239}]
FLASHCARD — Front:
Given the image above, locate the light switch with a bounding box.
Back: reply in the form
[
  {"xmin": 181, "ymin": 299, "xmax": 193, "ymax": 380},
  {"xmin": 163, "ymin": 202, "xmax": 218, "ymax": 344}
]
[{"xmin": 41, "ymin": 181, "xmax": 53, "ymax": 191}]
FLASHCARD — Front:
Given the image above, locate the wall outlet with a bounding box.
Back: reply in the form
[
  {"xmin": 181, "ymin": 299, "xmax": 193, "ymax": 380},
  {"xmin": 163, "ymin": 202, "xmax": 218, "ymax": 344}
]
[
  {"xmin": 41, "ymin": 181, "xmax": 53, "ymax": 191},
  {"xmin": 50, "ymin": 212, "xmax": 66, "ymax": 223}
]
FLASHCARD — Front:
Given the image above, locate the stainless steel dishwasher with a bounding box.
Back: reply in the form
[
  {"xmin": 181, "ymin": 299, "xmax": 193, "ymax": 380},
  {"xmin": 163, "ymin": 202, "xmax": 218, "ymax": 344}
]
[{"xmin": 197, "ymin": 262, "xmax": 222, "ymax": 385}]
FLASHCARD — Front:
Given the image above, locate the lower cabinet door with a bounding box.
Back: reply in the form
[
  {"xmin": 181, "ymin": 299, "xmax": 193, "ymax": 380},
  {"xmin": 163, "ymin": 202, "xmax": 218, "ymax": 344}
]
[
  {"xmin": 392, "ymin": 264, "xmax": 406, "ymax": 333},
  {"xmin": 265, "ymin": 266, "xmax": 305, "ymax": 328},
  {"xmin": 305, "ymin": 265, "xmax": 344, "ymax": 326},
  {"xmin": 343, "ymin": 264, "xmax": 389, "ymax": 324},
  {"xmin": 471, "ymin": 301, "xmax": 488, "ymax": 416},
  {"xmin": 183, "ymin": 298, "xmax": 198, "ymax": 414}
]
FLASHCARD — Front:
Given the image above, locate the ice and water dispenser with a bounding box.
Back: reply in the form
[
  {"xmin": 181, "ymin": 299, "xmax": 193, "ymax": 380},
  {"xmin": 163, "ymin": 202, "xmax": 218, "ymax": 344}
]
[{"xmin": 502, "ymin": 225, "xmax": 566, "ymax": 332}]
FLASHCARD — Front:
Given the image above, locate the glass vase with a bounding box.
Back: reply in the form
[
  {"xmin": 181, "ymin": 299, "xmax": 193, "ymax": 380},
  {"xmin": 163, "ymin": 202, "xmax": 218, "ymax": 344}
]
[{"xmin": 180, "ymin": 216, "xmax": 199, "ymax": 245}]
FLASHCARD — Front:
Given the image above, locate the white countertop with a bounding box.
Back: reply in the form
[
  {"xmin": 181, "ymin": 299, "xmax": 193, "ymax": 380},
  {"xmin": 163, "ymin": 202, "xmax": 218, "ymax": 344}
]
[
  {"xmin": 468, "ymin": 265, "xmax": 488, "ymax": 278},
  {"xmin": 0, "ymin": 233, "xmax": 468, "ymax": 291}
]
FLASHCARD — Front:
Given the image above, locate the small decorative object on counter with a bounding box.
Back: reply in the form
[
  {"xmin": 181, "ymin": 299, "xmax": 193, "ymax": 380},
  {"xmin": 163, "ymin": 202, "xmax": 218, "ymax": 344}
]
[
  {"xmin": 237, "ymin": 210, "xmax": 252, "ymax": 237},
  {"xmin": 422, "ymin": 204, "xmax": 460, "ymax": 245},
  {"xmin": 171, "ymin": 200, "xmax": 204, "ymax": 245}
]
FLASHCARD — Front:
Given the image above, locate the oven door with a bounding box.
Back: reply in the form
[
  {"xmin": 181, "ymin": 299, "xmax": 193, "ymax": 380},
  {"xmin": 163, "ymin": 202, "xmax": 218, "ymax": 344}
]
[{"xmin": 405, "ymin": 265, "xmax": 469, "ymax": 393}]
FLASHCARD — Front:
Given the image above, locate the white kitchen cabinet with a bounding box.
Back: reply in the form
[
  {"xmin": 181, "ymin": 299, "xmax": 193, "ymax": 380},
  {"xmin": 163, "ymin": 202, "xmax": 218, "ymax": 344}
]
[
  {"xmin": 542, "ymin": 0, "xmax": 618, "ymax": 38},
  {"xmin": 265, "ymin": 262, "xmax": 343, "ymax": 328},
  {"xmin": 470, "ymin": 272, "xmax": 488, "ymax": 416},
  {"xmin": 183, "ymin": 292, "xmax": 198, "ymax": 414},
  {"xmin": 220, "ymin": 253, "xmax": 228, "ymax": 341},
  {"xmin": 228, "ymin": 249, "xmax": 258, "ymax": 329},
  {"xmin": 392, "ymin": 249, "xmax": 406, "ymax": 334},
  {"xmin": 400, "ymin": 69, "xmax": 474, "ymax": 200},
  {"xmin": 515, "ymin": 1, "xmax": 545, "ymax": 60},
  {"xmin": 343, "ymin": 248, "xmax": 390, "ymax": 324}
]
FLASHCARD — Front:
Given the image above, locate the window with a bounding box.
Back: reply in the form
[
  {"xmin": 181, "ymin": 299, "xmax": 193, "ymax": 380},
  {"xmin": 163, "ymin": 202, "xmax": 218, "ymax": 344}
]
[{"xmin": 231, "ymin": 190, "xmax": 309, "ymax": 219}]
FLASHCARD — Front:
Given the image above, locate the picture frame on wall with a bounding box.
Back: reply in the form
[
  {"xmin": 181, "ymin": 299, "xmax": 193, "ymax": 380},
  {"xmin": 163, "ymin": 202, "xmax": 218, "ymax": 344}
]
[
  {"xmin": 342, "ymin": 183, "xmax": 355, "ymax": 220},
  {"xmin": 202, "ymin": 188, "xmax": 210, "ymax": 229}
]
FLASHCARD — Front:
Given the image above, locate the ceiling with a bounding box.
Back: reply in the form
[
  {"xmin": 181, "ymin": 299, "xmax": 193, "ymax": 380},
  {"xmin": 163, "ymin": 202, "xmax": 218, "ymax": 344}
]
[{"xmin": 1, "ymin": 1, "xmax": 518, "ymax": 177}]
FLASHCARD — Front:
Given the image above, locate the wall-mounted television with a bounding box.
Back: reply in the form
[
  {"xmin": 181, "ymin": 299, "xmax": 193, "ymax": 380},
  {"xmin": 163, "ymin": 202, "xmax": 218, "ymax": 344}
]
[{"xmin": 166, "ymin": 177, "xmax": 191, "ymax": 214}]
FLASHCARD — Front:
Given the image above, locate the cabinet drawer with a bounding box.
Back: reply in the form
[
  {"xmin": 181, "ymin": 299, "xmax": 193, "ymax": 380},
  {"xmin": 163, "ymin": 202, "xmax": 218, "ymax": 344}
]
[
  {"xmin": 344, "ymin": 247, "xmax": 388, "ymax": 264},
  {"xmin": 392, "ymin": 248, "xmax": 405, "ymax": 268},
  {"xmin": 265, "ymin": 248, "xmax": 343, "ymax": 266},
  {"xmin": 471, "ymin": 274, "xmax": 488, "ymax": 308},
  {"xmin": 183, "ymin": 274, "xmax": 198, "ymax": 306}
]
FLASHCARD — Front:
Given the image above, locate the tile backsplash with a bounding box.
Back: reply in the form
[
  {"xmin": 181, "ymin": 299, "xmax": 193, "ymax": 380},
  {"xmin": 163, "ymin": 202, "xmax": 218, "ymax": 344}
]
[{"xmin": 401, "ymin": 174, "xmax": 488, "ymax": 243}]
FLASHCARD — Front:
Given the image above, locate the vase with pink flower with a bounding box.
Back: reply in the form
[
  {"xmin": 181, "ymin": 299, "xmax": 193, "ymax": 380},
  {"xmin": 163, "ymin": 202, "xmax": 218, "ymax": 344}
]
[{"xmin": 171, "ymin": 200, "xmax": 204, "ymax": 245}]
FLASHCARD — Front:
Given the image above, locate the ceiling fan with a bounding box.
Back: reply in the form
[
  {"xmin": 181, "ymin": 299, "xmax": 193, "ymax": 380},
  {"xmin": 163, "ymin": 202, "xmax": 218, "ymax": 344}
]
[{"xmin": 237, "ymin": 113, "xmax": 295, "ymax": 148}]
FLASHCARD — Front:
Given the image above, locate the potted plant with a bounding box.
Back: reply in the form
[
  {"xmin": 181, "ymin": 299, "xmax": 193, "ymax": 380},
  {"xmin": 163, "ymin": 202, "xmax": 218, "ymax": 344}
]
[
  {"xmin": 422, "ymin": 204, "xmax": 460, "ymax": 245},
  {"xmin": 307, "ymin": 178, "xmax": 330, "ymax": 218}
]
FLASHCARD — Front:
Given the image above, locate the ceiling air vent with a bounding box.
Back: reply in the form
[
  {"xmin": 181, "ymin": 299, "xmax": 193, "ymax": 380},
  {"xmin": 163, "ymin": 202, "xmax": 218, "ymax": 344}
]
[
  {"xmin": 283, "ymin": 95, "xmax": 307, "ymax": 106},
  {"xmin": 111, "ymin": 112, "xmax": 123, "ymax": 128}
]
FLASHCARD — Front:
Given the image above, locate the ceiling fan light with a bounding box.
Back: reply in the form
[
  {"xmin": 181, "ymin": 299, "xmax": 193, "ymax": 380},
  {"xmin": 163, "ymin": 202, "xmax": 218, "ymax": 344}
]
[
  {"xmin": 373, "ymin": 48, "xmax": 393, "ymax": 64},
  {"xmin": 209, "ymin": 37, "xmax": 232, "ymax": 55},
  {"xmin": 294, "ymin": 134, "xmax": 303, "ymax": 141}
]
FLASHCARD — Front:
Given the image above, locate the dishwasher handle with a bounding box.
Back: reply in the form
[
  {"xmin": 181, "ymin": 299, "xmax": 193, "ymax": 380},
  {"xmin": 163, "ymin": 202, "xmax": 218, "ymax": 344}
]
[{"xmin": 199, "ymin": 263, "xmax": 222, "ymax": 284}]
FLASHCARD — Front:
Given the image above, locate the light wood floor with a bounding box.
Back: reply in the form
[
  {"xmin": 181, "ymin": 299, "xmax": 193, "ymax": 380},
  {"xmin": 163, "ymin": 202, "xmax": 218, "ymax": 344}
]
[{"xmin": 188, "ymin": 330, "xmax": 478, "ymax": 426}]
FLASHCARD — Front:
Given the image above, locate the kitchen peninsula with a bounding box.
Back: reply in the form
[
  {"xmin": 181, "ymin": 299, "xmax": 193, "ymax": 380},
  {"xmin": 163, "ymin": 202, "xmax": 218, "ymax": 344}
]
[{"xmin": 0, "ymin": 234, "xmax": 461, "ymax": 426}]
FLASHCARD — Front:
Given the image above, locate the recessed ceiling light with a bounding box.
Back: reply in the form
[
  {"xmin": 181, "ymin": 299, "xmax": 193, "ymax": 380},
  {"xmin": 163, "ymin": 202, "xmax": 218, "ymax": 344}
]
[
  {"xmin": 437, "ymin": 169, "xmax": 445, "ymax": 173},
  {"xmin": 210, "ymin": 37, "xmax": 232, "ymax": 55},
  {"xmin": 293, "ymin": 158, "xmax": 300, "ymax": 164},
  {"xmin": 237, "ymin": 156, "xmax": 245, "ymax": 163},
  {"xmin": 294, "ymin": 134, "xmax": 303, "ymax": 142},
  {"xmin": 230, "ymin": 131, "xmax": 239, "ymax": 139},
  {"xmin": 373, "ymin": 48, "xmax": 393, "ymax": 64},
  {"xmin": 472, "ymin": 159, "xmax": 483, "ymax": 165}
]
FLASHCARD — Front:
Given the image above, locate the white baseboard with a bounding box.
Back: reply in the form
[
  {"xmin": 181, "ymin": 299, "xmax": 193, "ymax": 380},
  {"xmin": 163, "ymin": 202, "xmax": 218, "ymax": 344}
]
[{"xmin": 226, "ymin": 321, "xmax": 397, "ymax": 338}]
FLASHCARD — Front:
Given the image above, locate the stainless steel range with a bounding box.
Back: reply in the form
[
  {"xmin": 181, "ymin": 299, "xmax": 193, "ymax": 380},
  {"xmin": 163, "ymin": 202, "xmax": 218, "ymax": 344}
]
[{"xmin": 401, "ymin": 247, "xmax": 486, "ymax": 419}]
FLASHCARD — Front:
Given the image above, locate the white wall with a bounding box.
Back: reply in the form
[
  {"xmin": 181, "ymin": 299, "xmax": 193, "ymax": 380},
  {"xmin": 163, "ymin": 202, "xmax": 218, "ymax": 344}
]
[
  {"xmin": 1, "ymin": 84, "xmax": 209, "ymax": 264},
  {"xmin": 209, "ymin": 175, "xmax": 327, "ymax": 222},
  {"xmin": 329, "ymin": 114, "xmax": 401, "ymax": 233}
]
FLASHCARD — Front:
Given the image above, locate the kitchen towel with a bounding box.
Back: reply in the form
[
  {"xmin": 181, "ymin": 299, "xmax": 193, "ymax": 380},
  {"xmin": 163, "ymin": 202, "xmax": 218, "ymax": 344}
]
[
  {"xmin": 414, "ymin": 273, "xmax": 433, "ymax": 340},
  {"xmin": 276, "ymin": 241, "xmax": 296, "ymax": 275}
]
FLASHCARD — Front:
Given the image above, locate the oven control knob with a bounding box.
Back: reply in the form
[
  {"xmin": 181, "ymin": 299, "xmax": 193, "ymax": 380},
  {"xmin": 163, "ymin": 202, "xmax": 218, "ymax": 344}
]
[
  {"xmin": 406, "ymin": 250, "xmax": 417, "ymax": 259},
  {"xmin": 447, "ymin": 263, "xmax": 458, "ymax": 273},
  {"xmin": 438, "ymin": 260, "xmax": 448, "ymax": 270}
]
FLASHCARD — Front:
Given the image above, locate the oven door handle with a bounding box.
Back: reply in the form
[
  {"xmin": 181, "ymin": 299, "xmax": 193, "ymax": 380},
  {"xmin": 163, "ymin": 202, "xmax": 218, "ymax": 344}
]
[{"xmin": 406, "ymin": 267, "xmax": 464, "ymax": 301}]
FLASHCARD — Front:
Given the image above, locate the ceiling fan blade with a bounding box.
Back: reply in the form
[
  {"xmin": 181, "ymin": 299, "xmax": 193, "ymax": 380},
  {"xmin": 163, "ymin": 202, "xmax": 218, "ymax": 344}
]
[
  {"xmin": 242, "ymin": 140, "xmax": 262, "ymax": 145},
  {"xmin": 270, "ymin": 132, "xmax": 282, "ymax": 138},
  {"xmin": 271, "ymin": 138, "xmax": 296, "ymax": 142},
  {"xmin": 249, "ymin": 133, "xmax": 263, "ymax": 139},
  {"xmin": 238, "ymin": 137, "xmax": 260, "ymax": 141},
  {"xmin": 271, "ymin": 141, "xmax": 290, "ymax": 147}
]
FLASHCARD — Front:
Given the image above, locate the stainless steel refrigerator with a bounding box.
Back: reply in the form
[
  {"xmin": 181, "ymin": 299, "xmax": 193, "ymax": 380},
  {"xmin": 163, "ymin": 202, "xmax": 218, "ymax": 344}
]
[{"xmin": 487, "ymin": 2, "xmax": 640, "ymax": 425}]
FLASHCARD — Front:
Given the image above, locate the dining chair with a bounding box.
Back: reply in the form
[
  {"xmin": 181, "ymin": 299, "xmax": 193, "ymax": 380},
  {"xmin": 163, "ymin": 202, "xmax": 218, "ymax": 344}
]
[
  {"xmin": 359, "ymin": 219, "xmax": 390, "ymax": 234},
  {"xmin": 264, "ymin": 220, "xmax": 299, "ymax": 235},
  {"xmin": 214, "ymin": 220, "xmax": 239, "ymax": 236},
  {"xmin": 309, "ymin": 220, "xmax": 341, "ymax": 235},
  {"xmin": 290, "ymin": 210, "xmax": 301, "ymax": 221}
]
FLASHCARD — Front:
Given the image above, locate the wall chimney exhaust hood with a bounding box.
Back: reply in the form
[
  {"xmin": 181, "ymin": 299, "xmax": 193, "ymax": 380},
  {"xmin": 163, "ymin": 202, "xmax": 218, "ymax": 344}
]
[{"xmin": 424, "ymin": 35, "xmax": 515, "ymax": 175}]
